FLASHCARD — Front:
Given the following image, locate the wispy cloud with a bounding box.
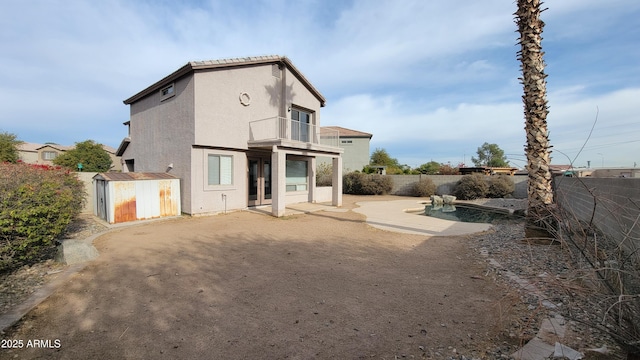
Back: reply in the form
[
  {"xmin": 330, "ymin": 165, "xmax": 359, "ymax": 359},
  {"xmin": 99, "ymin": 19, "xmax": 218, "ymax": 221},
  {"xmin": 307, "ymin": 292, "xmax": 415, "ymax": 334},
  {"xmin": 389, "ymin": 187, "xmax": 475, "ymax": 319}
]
[{"xmin": 0, "ymin": 0, "xmax": 638, "ymax": 167}]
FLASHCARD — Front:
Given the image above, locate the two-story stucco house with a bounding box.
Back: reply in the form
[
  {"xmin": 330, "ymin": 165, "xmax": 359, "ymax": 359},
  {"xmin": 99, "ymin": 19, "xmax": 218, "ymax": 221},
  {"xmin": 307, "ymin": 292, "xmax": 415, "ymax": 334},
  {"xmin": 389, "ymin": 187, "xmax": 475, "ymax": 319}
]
[
  {"xmin": 117, "ymin": 55, "xmax": 343, "ymax": 217},
  {"xmin": 320, "ymin": 126, "xmax": 372, "ymax": 173}
]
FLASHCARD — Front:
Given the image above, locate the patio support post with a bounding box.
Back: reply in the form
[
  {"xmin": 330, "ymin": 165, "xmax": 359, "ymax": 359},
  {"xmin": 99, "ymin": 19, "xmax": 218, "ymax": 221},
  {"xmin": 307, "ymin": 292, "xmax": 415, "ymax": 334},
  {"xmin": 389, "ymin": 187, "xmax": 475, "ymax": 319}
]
[
  {"xmin": 308, "ymin": 157, "xmax": 316, "ymax": 203},
  {"xmin": 332, "ymin": 156, "xmax": 342, "ymax": 207},
  {"xmin": 271, "ymin": 146, "xmax": 286, "ymax": 217}
]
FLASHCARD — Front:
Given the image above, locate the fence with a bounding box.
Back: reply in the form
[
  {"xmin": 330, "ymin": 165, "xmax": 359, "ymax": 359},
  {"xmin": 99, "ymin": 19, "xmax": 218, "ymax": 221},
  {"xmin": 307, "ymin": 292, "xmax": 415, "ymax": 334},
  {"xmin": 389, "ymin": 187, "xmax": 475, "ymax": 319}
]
[
  {"xmin": 386, "ymin": 174, "xmax": 528, "ymax": 199},
  {"xmin": 554, "ymin": 177, "xmax": 640, "ymax": 253}
]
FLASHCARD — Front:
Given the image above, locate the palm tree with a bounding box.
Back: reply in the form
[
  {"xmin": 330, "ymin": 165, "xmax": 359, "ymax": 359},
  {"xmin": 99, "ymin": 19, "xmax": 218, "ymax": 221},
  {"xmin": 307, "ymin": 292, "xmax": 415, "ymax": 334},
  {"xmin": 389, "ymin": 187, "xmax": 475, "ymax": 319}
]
[{"xmin": 515, "ymin": 0, "xmax": 555, "ymax": 238}]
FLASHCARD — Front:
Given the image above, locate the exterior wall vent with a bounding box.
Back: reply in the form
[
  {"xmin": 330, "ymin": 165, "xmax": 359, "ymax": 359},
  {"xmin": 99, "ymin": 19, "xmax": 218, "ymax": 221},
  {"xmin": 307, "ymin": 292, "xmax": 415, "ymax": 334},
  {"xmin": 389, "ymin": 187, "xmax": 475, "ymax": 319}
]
[{"xmin": 272, "ymin": 64, "xmax": 281, "ymax": 78}]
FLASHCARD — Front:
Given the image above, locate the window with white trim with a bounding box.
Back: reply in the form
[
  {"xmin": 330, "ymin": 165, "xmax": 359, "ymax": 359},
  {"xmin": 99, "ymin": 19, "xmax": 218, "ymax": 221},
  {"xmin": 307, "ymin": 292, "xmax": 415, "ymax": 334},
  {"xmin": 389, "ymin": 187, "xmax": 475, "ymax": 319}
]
[
  {"xmin": 286, "ymin": 160, "xmax": 308, "ymax": 191},
  {"xmin": 42, "ymin": 151, "xmax": 57, "ymax": 160},
  {"xmin": 208, "ymin": 154, "xmax": 233, "ymax": 185}
]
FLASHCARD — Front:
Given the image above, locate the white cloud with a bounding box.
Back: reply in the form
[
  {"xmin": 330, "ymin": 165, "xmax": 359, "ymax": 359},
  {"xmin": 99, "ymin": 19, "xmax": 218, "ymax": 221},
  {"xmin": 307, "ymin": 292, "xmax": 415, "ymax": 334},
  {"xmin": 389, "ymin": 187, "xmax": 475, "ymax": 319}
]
[{"xmin": 0, "ymin": 0, "xmax": 637, "ymax": 170}]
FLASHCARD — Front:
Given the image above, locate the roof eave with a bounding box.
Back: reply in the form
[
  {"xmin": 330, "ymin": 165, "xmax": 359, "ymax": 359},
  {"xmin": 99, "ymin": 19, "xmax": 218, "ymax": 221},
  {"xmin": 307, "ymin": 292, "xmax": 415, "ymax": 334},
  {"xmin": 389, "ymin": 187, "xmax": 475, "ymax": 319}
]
[
  {"xmin": 123, "ymin": 63, "xmax": 194, "ymax": 105},
  {"xmin": 123, "ymin": 56, "xmax": 326, "ymax": 107}
]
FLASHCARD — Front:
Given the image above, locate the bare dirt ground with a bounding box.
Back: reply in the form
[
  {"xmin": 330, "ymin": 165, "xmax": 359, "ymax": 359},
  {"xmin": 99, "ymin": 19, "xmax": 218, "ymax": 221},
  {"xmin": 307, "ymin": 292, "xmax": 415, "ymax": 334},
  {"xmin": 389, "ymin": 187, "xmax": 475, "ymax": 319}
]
[{"xmin": 0, "ymin": 195, "xmax": 619, "ymax": 359}]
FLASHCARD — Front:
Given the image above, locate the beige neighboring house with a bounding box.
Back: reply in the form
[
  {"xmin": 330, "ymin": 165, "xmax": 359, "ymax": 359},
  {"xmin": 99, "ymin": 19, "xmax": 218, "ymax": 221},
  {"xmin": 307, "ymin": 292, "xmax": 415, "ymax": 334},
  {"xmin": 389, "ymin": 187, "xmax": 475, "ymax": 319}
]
[
  {"xmin": 17, "ymin": 142, "xmax": 122, "ymax": 171},
  {"xmin": 319, "ymin": 126, "xmax": 372, "ymax": 173},
  {"xmin": 117, "ymin": 55, "xmax": 343, "ymax": 217}
]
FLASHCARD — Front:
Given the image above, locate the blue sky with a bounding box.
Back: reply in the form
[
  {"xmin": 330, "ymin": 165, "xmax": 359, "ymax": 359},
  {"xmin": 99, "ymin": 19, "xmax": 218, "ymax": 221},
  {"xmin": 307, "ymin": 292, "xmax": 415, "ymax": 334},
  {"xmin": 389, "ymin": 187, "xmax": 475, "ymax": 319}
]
[{"xmin": 1, "ymin": 0, "xmax": 639, "ymax": 169}]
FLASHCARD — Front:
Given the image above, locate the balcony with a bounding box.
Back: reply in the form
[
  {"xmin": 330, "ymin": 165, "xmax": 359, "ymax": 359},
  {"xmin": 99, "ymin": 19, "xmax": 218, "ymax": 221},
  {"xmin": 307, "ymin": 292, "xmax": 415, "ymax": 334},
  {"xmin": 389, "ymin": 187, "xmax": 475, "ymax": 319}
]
[{"xmin": 248, "ymin": 117, "xmax": 341, "ymax": 153}]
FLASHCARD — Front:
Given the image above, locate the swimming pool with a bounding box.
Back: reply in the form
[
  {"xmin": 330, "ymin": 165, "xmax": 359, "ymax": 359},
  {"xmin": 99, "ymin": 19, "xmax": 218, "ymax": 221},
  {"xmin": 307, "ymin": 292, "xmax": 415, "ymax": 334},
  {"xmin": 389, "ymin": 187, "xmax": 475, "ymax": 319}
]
[{"xmin": 419, "ymin": 203, "xmax": 524, "ymax": 224}]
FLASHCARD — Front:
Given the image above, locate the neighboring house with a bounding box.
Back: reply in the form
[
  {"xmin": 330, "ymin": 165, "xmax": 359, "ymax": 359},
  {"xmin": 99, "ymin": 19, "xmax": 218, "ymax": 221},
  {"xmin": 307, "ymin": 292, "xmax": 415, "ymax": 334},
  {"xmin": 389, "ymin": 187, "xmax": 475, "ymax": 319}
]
[
  {"xmin": 17, "ymin": 142, "xmax": 122, "ymax": 171},
  {"xmin": 319, "ymin": 126, "xmax": 372, "ymax": 173},
  {"xmin": 590, "ymin": 168, "xmax": 640, "ymax": 178},
  {"xmin": 117, "ymin": 55, "xmax": 343, "ymax": 217}
]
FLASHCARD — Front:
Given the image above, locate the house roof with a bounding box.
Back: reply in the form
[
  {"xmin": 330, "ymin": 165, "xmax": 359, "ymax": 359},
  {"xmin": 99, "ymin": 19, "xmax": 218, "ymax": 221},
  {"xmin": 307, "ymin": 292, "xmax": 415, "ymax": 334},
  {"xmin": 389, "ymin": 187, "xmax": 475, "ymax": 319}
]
[
  {"xmin": 123, "ymin": 55, "xmax": 326, "ymax": 106},
  {"xmin": 36, "ymin": 144, "xmax": 74, "ymax": 151},
  {"xmin": 17, "ymin": 142, "xmax": 117, "ymax": 154},
  {"xmin": 322, "ymin": 126, "xmax": 373, "ymax": 138},
  {"xmin": 17, "ymin": 142, "xmax": 41, "ymax": 152},
  {"xmin": 93, "ymin": 172, "xmax": 178, "ymax": 181}
]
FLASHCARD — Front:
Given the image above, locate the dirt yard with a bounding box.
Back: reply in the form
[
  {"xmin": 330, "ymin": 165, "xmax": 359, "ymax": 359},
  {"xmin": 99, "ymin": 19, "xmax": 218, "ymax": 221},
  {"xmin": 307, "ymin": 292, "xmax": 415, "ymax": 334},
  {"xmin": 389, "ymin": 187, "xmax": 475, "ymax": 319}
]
[{"xmin": 1, "ymin": 196, "xmax": 536, "ymax": 359}]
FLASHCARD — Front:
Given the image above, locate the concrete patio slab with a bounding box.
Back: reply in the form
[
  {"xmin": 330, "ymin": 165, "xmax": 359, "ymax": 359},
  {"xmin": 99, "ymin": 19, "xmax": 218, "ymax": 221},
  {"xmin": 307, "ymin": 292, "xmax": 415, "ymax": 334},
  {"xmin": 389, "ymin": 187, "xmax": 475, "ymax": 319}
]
[{"xmin": 352, "ymin": 199, "xmax": 492, "ymax": 236}]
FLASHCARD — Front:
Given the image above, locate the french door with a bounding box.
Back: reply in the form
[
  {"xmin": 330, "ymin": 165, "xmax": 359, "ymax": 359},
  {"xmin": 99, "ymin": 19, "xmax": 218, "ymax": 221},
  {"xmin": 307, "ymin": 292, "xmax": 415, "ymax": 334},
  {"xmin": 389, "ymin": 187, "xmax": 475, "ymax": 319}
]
[{"xmin": 248, "ymin": 157, "xmax": 272, "ymax": 206}]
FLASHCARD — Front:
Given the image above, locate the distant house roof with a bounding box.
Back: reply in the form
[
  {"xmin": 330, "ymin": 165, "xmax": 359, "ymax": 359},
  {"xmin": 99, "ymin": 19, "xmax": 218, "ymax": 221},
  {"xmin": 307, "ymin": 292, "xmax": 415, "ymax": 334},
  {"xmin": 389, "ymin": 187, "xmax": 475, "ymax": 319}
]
[
  {"xmin": 123, "ymin": 55, "xmax": 326, "ymax": 107},
  {"xmin": 18, "ymin": 142, "xmax": 116, "ymax": 154},
  {"xmin": 17, "ymin": 142, "xmax": 41, "ymax": 152},
  {"xmin": 36, "ymin": 144, "xmax": 74, "ymax": 151},
  {"xmin": 322, "ymin": 126, "xmax": 373, "ymax": 138},
  {"xmin": 549, "ymin": 165, "xmax": 572, "ymax": 173},
  {"xmin": 93, "ymin": 172, "xmax": 178, "ymax": 181}
]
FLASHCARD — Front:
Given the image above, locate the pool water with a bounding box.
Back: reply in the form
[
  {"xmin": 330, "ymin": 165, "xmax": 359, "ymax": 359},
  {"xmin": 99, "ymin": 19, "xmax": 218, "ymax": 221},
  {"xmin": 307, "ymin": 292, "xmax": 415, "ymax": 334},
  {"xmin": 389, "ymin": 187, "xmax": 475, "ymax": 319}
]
[{"xmin": 420, "ymin": 204, "xmax": 524, "ymax": 224}]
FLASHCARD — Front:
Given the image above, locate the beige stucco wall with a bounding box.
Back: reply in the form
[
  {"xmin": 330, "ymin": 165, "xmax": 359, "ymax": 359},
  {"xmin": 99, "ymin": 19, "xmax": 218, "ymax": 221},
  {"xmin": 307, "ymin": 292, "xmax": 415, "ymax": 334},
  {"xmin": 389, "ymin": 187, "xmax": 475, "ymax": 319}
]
[
  {"xmin": 124, "ymin": 60, "xmax": 330, "ymax": 215},
  {"xmin": 318, "ymin": 136, "xmax": 370, "ymax": 173},
  {"xmin": 341, "ymin": 137, "xmax": 370, "ymax": 173},
  {"xmin": 190, "ymin": 147, "xmax": 247, "ymax": 215},
  {"xmin": 123, "ymin": 74, "xmax": 195, "ymax": 213},
  {"xmin": 192, "ymin": 64, "xmax": 322, "ymax": 149},
  {"xmin": 18, "ymin": 150, "xmax": 38, "ymax": 163}
]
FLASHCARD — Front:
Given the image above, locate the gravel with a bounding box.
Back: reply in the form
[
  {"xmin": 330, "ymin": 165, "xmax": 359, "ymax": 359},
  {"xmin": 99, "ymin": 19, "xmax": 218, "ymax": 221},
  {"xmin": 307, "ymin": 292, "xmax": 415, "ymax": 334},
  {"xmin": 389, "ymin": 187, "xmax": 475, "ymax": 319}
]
[
  {"xmin": 0, "ymin": 214, "xmax": 108, "ymax": 318},
  {"xmin": 463, "ymin": 217, "xmax": 627, "ymax": 359},
  {"xmin": 0, "ymin": 203, "xmax": 630, "ymax": 358}
]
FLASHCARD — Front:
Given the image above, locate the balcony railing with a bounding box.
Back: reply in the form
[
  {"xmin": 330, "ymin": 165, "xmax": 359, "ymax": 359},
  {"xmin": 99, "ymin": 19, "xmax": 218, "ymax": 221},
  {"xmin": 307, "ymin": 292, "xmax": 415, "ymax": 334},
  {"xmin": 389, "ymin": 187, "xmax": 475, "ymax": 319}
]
[{"xmin": 249, "ymin": 117, "xmax": 339, "ymax": 148}]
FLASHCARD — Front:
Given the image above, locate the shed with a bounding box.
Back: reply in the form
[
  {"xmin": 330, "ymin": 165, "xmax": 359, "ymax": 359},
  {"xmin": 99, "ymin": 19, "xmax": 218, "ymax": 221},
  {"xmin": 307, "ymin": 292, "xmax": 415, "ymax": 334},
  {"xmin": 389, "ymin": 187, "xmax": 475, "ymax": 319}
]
[{"xmin": 93, "ymin": 173, "xmax": 181, "ymax": 224}]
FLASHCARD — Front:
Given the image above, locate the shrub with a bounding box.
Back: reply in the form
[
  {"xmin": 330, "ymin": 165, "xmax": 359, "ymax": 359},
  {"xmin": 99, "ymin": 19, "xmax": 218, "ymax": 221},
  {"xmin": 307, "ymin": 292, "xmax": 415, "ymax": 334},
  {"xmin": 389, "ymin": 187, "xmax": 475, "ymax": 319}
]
[
  {"xmin": 316, "ymin": 162, "xmax": 332, "ymax": 187},
  {"xmin": 343, "ymin": 172, "xmax": 393, "ymax": 195},
  {"xmin": 453, "ymin": 173, "xmax": 488, "ymax": 200},
  {"xmin": 411, "ymin": 178, "xmax": 436, "ymax": 197},
  {"xmin": 488, "ymin": 174, "xmax": 515, "ymax": 198},
  {"xmin": 0, "ymin": 163, "xmax": 86, "ymax": 272}
]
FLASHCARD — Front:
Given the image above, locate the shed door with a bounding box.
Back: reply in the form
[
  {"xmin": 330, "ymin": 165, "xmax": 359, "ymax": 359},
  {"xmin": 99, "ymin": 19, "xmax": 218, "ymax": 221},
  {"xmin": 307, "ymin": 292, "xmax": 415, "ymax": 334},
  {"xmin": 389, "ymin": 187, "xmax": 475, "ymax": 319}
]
[{"xmin": 95, "ymin": 180, "xmax": 108, "ymax": 221}]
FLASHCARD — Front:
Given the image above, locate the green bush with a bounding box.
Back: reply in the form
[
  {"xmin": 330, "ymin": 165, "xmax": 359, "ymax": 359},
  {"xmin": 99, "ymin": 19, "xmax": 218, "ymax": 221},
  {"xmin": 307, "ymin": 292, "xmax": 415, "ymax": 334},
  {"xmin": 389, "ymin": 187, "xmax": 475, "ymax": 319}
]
[
  {"xmin": 411, "ymin": 178, "xmax": 437, "ymax": 197},
  {"xmin": 316, "ymin": 162, "xmax": 332, "ymax": 187},
  {"xmin": 453, "ymin": 173, "xmax": 488, "ymax": 200},
  {"xmin": 0, "ymin": 163, "xmax": 86, "ymax": 272},
  {"xmin": 343, "ymin": 172, "xmax": 393, "ymax": 195},
  {"xmin": 488, "ymin": 175, "xmax": 515, "ymax": 198}
]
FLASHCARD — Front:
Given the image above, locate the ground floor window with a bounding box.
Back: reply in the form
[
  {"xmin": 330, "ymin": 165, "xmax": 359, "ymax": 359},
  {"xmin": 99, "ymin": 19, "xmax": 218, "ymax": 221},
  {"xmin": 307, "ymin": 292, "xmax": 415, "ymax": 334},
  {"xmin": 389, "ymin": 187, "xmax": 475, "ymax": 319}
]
[
  {"xmin": 286, "ymin": 159, "xmax": 307, "ymax": 191},
  {"xmin": 42, "ymin": 151, "xmax": 57, "ymax": 160},
  {"xmin": 208, "ymin": 154, "xmax": 233, "ymax": 185}
]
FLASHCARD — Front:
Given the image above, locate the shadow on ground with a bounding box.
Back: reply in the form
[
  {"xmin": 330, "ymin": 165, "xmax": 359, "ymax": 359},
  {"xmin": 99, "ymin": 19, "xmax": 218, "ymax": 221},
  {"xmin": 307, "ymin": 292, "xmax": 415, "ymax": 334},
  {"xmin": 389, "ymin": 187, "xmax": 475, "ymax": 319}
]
[{"xmin": 1, "ymin": 209, "xmax": 521, "ymax": 359}]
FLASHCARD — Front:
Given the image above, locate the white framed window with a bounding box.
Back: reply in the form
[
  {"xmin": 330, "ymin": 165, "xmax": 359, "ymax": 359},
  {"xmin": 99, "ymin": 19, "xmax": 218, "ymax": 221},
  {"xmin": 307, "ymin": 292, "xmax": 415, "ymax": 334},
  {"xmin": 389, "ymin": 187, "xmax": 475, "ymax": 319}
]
[
  {"xmin": 286, "ymin": 159, "xmax": 308, "ymax": 191},
  {"xmin": 160, "ymin": 83, "xmax": 175, "ymax": 101},
  {"xmin": 291, "ymin": 108, "xmax": 311, "ymax": 142},
  {"xmin": 42, "ymin": 151, "xmax": 57, "ymax": 160},
  {"xmin": 208, "ymin": 154, "xmax": 233, "ymax": 186}
]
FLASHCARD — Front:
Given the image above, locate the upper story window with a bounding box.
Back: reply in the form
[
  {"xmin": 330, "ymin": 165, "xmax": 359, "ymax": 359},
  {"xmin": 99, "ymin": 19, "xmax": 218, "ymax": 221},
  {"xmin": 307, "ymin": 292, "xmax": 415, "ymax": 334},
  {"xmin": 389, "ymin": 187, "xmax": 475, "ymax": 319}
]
[
  {"xmin": 42, "ymin": 151, "xmax": 57, "ymax": 160},
  {"xmin": 160, "ymin": 83, "xmax": 175, "ymax": 101},
  {"xmin": 291, "ymin": 109, "xmax": 311, "ymax": 142}
]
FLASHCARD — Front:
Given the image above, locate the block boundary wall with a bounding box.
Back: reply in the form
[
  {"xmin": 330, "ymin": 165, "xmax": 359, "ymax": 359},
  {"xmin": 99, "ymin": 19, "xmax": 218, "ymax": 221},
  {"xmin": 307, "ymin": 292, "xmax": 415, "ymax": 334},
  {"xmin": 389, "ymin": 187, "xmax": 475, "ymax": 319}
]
[
  {"xmin": 554, "ymin": 177, "xmax": 640, "ymax": 252},
  {"xmin": 386, "ymin": 174, "xmax": 528, "ymax": 199}
]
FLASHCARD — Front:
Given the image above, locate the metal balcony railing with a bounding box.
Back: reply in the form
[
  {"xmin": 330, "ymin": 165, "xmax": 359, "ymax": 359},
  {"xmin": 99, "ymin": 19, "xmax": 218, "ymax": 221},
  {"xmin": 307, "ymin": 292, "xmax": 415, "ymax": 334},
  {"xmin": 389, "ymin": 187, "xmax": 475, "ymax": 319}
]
[{"xmin": 249, "ymin": 117, "xmax": 339, "ymax": 148}]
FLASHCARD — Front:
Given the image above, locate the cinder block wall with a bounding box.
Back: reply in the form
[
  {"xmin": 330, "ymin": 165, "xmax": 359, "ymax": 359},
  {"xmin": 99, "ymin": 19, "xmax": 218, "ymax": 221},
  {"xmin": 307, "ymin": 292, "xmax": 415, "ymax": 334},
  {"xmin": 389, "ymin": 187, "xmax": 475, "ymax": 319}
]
[
  {"xmin": 76, "ymin": 172, "xmax": 98, "ymax": 214},
  {"xmin": 554, "ymin": 177, "xmax": 640, "ymax": 252},
  {"xmin": 387, "ymin": 174, "xmax": 528, "ymax": 199}
]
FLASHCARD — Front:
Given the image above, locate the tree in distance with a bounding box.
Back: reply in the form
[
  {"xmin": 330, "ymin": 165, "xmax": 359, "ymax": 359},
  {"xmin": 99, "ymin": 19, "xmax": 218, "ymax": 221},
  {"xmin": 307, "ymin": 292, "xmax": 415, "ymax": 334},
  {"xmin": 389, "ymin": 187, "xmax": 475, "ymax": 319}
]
[
  {"xmin": 53, "ymin": 140, "xmax": 112, "ymax": 172},
  {"xmin": 471, "ymin": 142, "xmax": 509, "ymax": 167}
]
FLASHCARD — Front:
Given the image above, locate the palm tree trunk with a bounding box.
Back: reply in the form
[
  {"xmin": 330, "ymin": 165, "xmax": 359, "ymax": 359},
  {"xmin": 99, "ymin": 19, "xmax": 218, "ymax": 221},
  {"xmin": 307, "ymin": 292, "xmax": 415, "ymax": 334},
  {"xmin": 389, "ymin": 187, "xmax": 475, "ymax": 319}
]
[{"xmin": 515, "ymin": 0, "xmax": 556, "ymax": 238}]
